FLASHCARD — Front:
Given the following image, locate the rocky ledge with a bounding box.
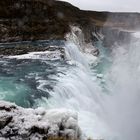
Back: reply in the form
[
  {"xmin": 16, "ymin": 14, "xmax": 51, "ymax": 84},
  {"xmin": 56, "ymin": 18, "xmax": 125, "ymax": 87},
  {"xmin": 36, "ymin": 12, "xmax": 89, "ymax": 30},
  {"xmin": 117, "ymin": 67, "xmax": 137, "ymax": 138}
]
[
  {"xmin": 0, "ymin": 44, "xmax": 65, "ymax": 59},
  {"xmin": 0, "ymin": 101, "xmax": 82, "ymax": 140}
]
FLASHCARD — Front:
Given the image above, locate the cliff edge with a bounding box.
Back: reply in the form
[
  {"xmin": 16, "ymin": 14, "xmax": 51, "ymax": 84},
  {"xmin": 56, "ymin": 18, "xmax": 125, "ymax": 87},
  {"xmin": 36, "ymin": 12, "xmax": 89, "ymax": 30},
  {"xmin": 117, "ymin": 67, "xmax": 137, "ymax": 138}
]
[{"xmin": 0, "ymin": 0, "xmax": 140, "ymax": 43}]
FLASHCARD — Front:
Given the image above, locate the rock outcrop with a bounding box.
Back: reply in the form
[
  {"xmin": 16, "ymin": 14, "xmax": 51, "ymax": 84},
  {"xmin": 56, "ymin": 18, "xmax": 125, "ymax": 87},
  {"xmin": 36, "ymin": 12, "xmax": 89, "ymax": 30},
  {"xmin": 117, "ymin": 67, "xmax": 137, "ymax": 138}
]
[
  {"xmin": 0, "ymin": 0, "xmax": 140, "ymax": 44},
  {"xmin": 0, "ymin": 101, "xmax": 82, "ymax": 140},
  {"xmin": 0, "ymin": 44, "xmax": 65, "ymax": 57}
]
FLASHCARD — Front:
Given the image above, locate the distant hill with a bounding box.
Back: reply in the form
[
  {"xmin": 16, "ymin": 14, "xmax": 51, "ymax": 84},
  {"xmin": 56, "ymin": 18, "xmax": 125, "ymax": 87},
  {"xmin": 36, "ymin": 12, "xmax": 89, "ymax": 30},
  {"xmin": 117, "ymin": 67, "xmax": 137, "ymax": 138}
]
[{"xmin": 0, "ymin": 0, "xmax": 140, "ymax": 42}]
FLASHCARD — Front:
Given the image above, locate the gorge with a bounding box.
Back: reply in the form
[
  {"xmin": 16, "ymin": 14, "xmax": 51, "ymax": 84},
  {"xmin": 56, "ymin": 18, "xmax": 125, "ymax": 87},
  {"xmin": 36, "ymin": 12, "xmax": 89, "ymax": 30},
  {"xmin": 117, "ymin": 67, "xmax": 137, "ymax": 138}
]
[{"xmin": 0, "ymin": 0, "xmax": 140, "ymax": 140}]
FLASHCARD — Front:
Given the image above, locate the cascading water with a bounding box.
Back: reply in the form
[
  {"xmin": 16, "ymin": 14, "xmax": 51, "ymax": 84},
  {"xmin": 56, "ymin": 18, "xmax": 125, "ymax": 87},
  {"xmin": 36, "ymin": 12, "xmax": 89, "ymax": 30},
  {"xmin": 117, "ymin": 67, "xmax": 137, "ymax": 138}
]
[
  {"xmin": 101, "ymin": 33, "xmax": 140, "ymax": 140},
  {"xmin": 35, "ymin": 27, "xmax": 113, "ymax": 139},
  {"xmin": 36, "ymin": 29, "xmax": 140, "ymax": 140},
  {"xmin": 0, "ymin": 25, "xmax": 140, "ymax": 140}
]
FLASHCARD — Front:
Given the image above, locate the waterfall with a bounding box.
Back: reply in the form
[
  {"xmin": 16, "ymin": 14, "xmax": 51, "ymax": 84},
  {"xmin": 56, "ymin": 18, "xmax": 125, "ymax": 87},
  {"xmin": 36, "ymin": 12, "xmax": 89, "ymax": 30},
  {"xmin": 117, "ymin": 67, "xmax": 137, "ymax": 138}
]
[
  {"xmin": 36, "ymin": 28, "xmax": 140, "ymax": 140},
  {"xmin": 36, "ymin": 26, "xmax": 113, "ymax": 139},
  {"xmin": 1, "ymin": 25, "xmax": 140, "ymax": 140}
]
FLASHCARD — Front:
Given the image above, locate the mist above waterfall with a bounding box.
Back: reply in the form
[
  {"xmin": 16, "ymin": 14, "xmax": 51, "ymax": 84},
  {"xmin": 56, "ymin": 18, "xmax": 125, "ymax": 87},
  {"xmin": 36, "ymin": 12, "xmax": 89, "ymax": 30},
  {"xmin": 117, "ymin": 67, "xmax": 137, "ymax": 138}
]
[
  {"xmin": 102, "ymin": 33, "xmax": 140, "ymax": 140},
  {"xmin": 63, "ymin": 26, "xmax": 140, "ymax": 140}
]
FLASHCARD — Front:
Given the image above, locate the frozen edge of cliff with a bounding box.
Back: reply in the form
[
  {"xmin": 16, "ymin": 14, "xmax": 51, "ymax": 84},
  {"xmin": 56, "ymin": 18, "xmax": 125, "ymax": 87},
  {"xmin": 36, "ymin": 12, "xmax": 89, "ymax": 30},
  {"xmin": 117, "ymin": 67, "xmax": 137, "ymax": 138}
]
[{"xmin": 0, "ymin": 101, "xmax": 82, "ymax": 140}]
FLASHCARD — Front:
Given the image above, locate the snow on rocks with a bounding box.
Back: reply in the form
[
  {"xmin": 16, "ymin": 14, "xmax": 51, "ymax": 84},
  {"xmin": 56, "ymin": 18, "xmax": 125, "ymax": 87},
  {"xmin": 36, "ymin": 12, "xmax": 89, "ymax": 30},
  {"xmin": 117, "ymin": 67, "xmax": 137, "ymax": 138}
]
[
  {"xmin": 7, "ymin": 49, "xmax": 64, "ymax": 61},
  {"xmin": 96, "ymin": 74, "xmax": 103, "ymax": 79},
  {"xmin": 0, "ymin": 101, "xmax": 82, "ymax": 140}
]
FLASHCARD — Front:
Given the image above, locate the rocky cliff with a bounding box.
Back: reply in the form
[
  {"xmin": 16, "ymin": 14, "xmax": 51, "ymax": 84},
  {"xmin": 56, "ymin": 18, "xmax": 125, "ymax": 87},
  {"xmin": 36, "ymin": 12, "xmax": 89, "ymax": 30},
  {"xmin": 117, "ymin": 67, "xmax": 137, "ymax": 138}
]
[{"xmin": 0, "ymin": 0, "xmax": 140, "ymax": 43}]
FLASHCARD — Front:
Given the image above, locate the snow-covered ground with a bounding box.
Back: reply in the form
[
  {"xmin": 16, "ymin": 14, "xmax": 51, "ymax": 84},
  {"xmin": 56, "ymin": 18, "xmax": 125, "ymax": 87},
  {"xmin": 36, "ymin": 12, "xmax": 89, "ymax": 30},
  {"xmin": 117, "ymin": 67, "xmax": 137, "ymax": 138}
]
[{"xmin": 0, "ymin": 101, "xmax": 82, "ymax": 140}]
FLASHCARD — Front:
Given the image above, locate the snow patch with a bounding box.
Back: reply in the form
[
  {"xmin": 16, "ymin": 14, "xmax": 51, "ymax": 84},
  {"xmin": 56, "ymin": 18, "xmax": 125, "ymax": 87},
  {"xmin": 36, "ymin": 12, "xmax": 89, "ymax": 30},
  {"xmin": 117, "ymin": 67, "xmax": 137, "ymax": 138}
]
[
  {"xmin": 0, "ymin": 101, "xmax": 82, "ymax": 140},
  {"xmin": 7, "ymin": 51, "xmax": 62, "ymax": 60}
]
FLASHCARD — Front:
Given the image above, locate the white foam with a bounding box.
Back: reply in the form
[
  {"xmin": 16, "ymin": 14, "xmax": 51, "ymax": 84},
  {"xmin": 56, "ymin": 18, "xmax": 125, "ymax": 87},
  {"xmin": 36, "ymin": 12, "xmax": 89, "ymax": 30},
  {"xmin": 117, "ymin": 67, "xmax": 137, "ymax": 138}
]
[
  {"xmin": 133, "ymin": 32, "xmax": 140, "ymax": 38},
  {"xmin": 7, "ymin": 50, "xmax": 62, "ymax": 60}
]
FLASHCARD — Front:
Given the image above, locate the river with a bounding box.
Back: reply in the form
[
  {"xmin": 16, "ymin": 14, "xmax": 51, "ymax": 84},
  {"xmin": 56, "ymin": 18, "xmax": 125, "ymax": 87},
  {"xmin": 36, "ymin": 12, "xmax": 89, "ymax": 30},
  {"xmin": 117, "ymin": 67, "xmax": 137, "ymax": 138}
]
[{"xmin": 0, "ymin": 30, "xmax": 140, "ymax": 140}]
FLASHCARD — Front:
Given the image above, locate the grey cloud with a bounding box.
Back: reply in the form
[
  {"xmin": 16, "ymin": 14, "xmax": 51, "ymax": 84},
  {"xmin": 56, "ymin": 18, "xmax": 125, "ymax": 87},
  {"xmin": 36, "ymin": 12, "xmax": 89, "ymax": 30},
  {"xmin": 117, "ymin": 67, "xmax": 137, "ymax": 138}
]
[{"xmin": 61, "ymin": 0, "xmax": 140, "ymax": 12}]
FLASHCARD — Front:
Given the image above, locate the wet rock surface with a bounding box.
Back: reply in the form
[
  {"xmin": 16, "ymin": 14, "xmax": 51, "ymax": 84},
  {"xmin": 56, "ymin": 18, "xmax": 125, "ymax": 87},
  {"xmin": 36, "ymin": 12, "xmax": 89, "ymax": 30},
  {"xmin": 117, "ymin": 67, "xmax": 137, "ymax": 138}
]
[
  {"xmin": 0, "ymin": 101, "xmax": 82, "ymax": 140},
  {"xmin": 0, "ymin": 44, "xmax": 65, "ymax": 58}
]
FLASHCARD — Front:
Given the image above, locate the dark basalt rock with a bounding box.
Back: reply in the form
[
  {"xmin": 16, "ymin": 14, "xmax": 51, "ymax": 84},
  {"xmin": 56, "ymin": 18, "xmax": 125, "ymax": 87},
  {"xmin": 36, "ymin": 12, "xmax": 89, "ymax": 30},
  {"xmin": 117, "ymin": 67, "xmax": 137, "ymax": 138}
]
[
  {"xmin": 0, "ymin": 44, "xmax": 65, "ymax": 56},
  {"xmin": 0, "ymin": 102, "xmax": 17, "ymax": 112},
  {"xmin": 0, "ymin": 115, "xmax": 13, "ymax": 129},
  {"xmin": 0, "ymin": 0, "xmax": 72, "ymax": 42},
  {"xmin": 0, "ymin": 0, "xmax": 140, "ymax": 44}
]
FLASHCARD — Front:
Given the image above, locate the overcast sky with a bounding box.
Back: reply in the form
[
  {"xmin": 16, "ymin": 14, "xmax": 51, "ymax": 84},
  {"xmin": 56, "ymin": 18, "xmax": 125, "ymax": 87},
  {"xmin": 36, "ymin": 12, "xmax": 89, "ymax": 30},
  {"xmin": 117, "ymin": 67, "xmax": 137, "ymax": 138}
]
[{"xmin": 61, "ymin": 0, "xmax": 140, "ymax": 12}]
